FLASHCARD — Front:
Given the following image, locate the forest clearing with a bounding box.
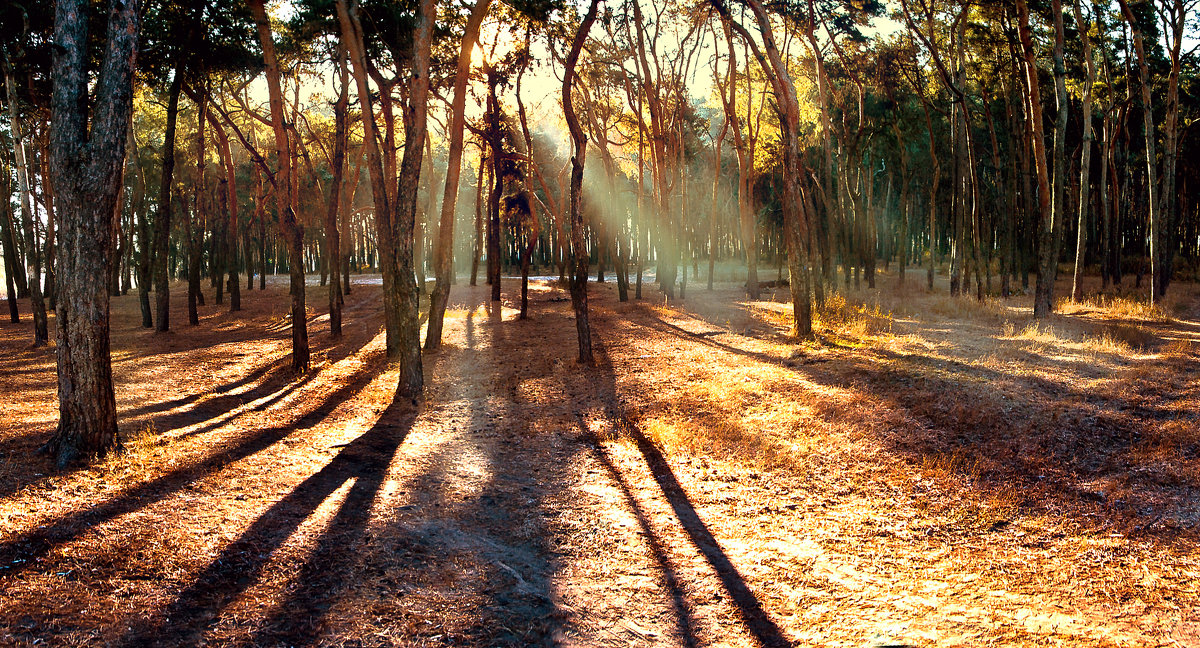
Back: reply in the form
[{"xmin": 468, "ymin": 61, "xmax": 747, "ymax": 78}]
[
  {"xmin": 2, "ymin": 273, "xmax": 1198, "ymax": 647},
  {"xmin": 3, "ymin": 0, "xmax": 1200, "ymax": 645}
]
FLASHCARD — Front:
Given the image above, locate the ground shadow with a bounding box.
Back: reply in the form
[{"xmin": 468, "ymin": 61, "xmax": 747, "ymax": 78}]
[
  {"xmin": 0, "ymin": 355, "xmax": 387, "ymax": 581},
  {"xmin": 578, "ymin": 336, "xmax": 796, "ymax": 648},
  {"xmin": 624, "ymin": 293, "xmax": 1200, "ymax": 537}
]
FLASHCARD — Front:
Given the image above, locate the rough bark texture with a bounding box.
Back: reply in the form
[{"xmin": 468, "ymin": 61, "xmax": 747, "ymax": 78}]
[
  {"xmin": 390, "ymin": 0, "xmax": 435, "ymax": 399},
  {"xmin": 716, "ymin": 0, "xmax": 812, "ymax": 337},
  {"xmin": 45, "ymin": 0, "xmax": 141, "ymax": 466}
]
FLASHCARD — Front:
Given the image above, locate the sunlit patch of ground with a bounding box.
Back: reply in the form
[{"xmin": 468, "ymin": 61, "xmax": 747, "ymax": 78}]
[
  {"xmin": 0, "ymin": 268, "xmax": 1198, "ymax": 647},
  {"xmin": 597, "ymin": 269, "xmax": 1200, "ymax": 646}
]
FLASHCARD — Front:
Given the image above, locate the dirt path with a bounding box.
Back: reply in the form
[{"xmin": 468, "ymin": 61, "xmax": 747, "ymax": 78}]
[{"xmin": 1, "ymin": 276, "xmax": 1198, "ymax": 647}]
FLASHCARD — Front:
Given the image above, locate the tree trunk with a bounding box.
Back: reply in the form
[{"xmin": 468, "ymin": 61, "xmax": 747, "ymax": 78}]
[
  {"xmin": 44, "ymin": 0, "xmax": 140, "ymax": 466},
  {"xmin": 323, "ymin": 45, "xmax": 349, "ymax": 337},
  {"xmin": 1017, "ymin": 0, "xmax": 1056, "ymax": 318},
  {"xmin": 563, "ymin": 0, "xmax": 600, "ymax": 364},
  {"xmin": 1070, "ymin": 0, "xmax": 1096, "ymax": 302},
  {"xmin": 250, "ymin": 0, "xmax": 309, "ymax": 371},
  {"xmin": 153, "ymin": 71, "xmax": 181, "ymax": 332},
  {"xmin": 426, "ymin": 0, "xmax": 492, "ymax": 348},
  {"xmin": 389, "ymin": 0, "xmax": 434, "ymax": 399},
  {"xmin": 186, "ymin": 90, "xmax": 208, "ymax": 325},
  {"xmin": 4, "ymin": 61, "xmax": 48, "ymax": 344}
]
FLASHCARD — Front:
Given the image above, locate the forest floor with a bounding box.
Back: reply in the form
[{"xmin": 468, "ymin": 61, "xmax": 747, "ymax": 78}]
[{"xmin": 1, "ymin": 268, "xmax": 1199, "ymax": 647}]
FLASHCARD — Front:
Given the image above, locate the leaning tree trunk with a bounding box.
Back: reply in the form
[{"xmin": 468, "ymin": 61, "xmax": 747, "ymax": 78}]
[
  {"xmin": 562, "ymin": 0, "xmax": 600, "ymax": 364},
  {"xmin": 426, "ymin": 0, "xmax": 492, "ymax": 349},
  {"xmin": 44, "ymin": 0, "xmax": 140, "ymax": 466}
]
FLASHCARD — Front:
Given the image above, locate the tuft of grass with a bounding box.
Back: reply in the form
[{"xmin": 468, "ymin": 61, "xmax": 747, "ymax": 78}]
[
  {"xmin": 815, "ymin": 293, "xmax": 894, "ymax": 339},
  {"xmin": 1085, "ymin": 323, "xmax": 1156, "ymax": 353},
  {"xmin": 1059, "ymin": 294, "xmax": 1170, "ymax": 322},
  {"xmin": 1006, "ymin": 321, "xmax": 1061, "ymax": 344},
  {"xmin": 919, "ymin": 451, "xmax": 980, "ymax": 481}
]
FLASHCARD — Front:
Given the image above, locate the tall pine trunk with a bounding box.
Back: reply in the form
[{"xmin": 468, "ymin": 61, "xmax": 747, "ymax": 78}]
[{"xmin": 44, "ymin": 0, "xmax": 140, "ymax": 466}]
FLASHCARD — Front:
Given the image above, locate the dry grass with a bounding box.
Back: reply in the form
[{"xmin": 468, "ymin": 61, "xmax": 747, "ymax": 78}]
[
  {"xmin": 2, "ymin": 271, "xmax": 1199, "ymax": 647},
  {"xmin": 597, "ymin": 272, "xmax": 1200, "ymax": 646}
]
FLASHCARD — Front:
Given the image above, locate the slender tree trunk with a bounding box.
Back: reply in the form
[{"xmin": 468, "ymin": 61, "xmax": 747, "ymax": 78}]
[
  {"xmin": 1, "ymin": 180, "xmax": 20, "ymax": 322},
  {"xmin": 1018, "ymin": 0, "xmax": 1056, "ymax": 318},
  {"xmin": 251, "ymin": 0, "xmax": 308, "ymax": 371},
  {"xmin": 186, "ymin": 90, "xmax": 208, "ymax": 326},
  {"xmin": 1070, "ymin": 0, "xmax": 1095, "ymax": 302},
  {"xmin": 4, "ymin": 61, "xmax": 48, "ymax": 344},
  {"xmin": 486, "ymin": 72, "xmax": 503, "ymax": 302},
  {"xmin": 470, "ymin": 148, "xmax": 484, "ymax": 286},
  {"xmin": 208, "ymin": 112, "xmax": 241, "ymax": 312},
  {"xmin": 427, "ymin": 0, "xmax": 492, "ymax": 348},
  {"xmin": 154, "ymin": 71, "xmax": 181, "ymax": 332},
  {"xmin": 389, "ymin": 0, "xmax": 435, "ymax": 399},
  {"xmin": 323, "ymin": 45, "xmax": 349, "ymax": 337},
  {"xmin": 1049, "ymin": 0, "xmax": 1069, "ymax": 298},
  {"xmin": 563, "ymin": 0, "xmax": 600, "ymax": 364}
]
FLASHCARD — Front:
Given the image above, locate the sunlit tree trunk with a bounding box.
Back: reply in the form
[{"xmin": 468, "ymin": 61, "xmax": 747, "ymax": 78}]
[
  {"xmin": 716, "ymin": 0, "xmax": 812, "ymax": 337},
  {"xmin": 250, "ymin": 0, "xmax": 309, "ymax": 371},
  {"xmin": 427, "ymin": 0, "xmax": 492, "ymax": 348},
  {"xmin": 1016, "ymin": 0, "xmax": 1056, "ymax": 318}
]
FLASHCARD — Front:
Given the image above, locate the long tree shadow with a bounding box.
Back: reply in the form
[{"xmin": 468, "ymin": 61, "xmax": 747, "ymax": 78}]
[
  {"xmin": 239, "ymin": 293, "xmax": 562, "ymax": 646},
  {"xmin": 627, "ymin": 301, "xmax": 1200, "ymax": 537},
  {"xmin": 574, "ymin": 413, "xmax": 701, "ymax": 648},
  {"xmin": 579, "ymin": 336, "xmax": 795, "ymax": 648},
  {"xmin": 0, "ymin": 356, "xmax": 387, "ymax": 581},
  {"xmin": 119, "ymin": 398, "xmax": 418, "ymax": 647}
]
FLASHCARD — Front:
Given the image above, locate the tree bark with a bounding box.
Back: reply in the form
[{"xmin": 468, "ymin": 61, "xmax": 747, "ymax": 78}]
[
  {"xmin": 1070, "ymin": 0, "xmax": 1096, "ymax": 302},
  {"xmin": 563, "ymin": 0, "xmax": 601, "ymax": 364},
  {"xmin": 153, "ymin": 71, "xmax": 181, "ymax": 332},
  {"xmin": 426, "ymin": 0, "xmax": 492, "ymax": 349},
  {"xmin": 322, "ymin": 44, "xmax": 349, "ymax": 337},
  {"xmin": 207, "ymin": 111, "xmax": 241, "ymax": 312},
  {"xmin": 44, "ymin": 0, "xmax": 140, "ymax": 466},
  {"xmin": 4, "ymin": 60, "xmax": 48, "ymax": 344},
  {"xmin": 1017, "ymin": 0, "xmax": 1057, "ymax": 318},
  {"xmin": 250, "ymin": 0, "xmax": 309, "ymax": 371}
]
